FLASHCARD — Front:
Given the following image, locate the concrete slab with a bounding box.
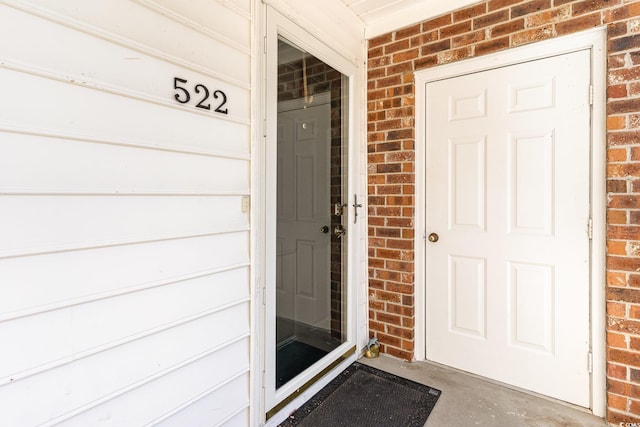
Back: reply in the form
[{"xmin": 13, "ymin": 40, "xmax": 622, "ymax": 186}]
[{"xmin": 360, "ymin": 356, "xmax": 608, "ymax": 427}]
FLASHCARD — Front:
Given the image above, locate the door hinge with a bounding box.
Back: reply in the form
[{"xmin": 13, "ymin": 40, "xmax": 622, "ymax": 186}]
[
  {"xmin": 263, "ymin": 36, "xmax": 267, "ymax": 54},
  {"xmin": 588, "ymin": 351, "xmax": 593, "ymax": 374},
  {"xmin": 587, "ymin": 218, "xmax": 593, "ymax": 240},
  {"xmin": 589, "ymin": 84, "xmax": 594, "ymax": 106}
]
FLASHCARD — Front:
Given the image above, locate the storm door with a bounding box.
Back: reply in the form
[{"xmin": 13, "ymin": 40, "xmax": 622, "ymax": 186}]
[{"xmin": 264, "ymin": 13, "xmax": 355, "ymax": 416}]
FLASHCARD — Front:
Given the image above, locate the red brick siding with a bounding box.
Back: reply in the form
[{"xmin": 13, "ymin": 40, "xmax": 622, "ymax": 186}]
[{"xmin": 367, "ymin": 0, "xmax": 640, "ymax": 421}]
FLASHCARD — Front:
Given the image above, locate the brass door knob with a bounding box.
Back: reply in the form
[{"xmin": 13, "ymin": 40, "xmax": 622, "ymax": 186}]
[{"xmin": 428, "ymin": 233, "xmax": 439, "ymax": 243}]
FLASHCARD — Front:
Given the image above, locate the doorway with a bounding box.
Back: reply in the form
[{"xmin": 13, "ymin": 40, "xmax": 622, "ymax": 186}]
[
  {"xmin": 275, "ymin": 83, "xmax": 345, "ymax": 388},
  {"xmin": 263, "ymin": 8, "xmax": 358, "ymax": 417},
  {"xmin": 424, "ymin": 49, "xmax": 591, "ymax": 407},
  {"xmin": 414, "ymin": 30, "xmax": 607, "ymax": 415}
]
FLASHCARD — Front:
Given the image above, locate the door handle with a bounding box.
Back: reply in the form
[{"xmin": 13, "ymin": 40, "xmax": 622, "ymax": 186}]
[
  {"xmin": 352, "ymin": 194, "xmax": 363, "ymax": 224},
  {"xmin": 320, "ymin": 225, "xmax": 329, "ymax": 233},
  {"xmin": 334, "ymin": 224, "xmax": 346, "ymax": 239},
  {"xmin": 427, "ymin": 233, "xmax": 439, "ymax": 243}
]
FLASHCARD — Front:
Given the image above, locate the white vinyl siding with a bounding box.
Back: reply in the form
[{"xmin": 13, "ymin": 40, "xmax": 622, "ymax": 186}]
[{"xmin": 0, "ymin": 1, "xmax": 251, "ymax": 425}]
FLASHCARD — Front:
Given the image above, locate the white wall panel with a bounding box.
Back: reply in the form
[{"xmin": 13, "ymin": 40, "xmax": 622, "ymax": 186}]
[
  {"xmin": 0, "ymin": 0, "xmax": 253, "ymax": 424},
  {"xmin": 1, "ymin": 332, "xmax": 249, "ymax": 426},
  {"xmin": 0, "ymin": 132, "xmax": 249, "ymax": 194},
  {"xmin": 61, "ymin": 340, "xmax": 249, "ymax": 426},
  {"xmin": 225, "ymin": 0, "xmax": 252, "ymax": 17},
  {"xmin": 1, "ymin": 270, "xmax": 249, "ymax": 381},
  {"xmin": 143, "ymin": 0, "xmax": 251, "ymax": 49},
  {"xmin": 0, "ymin": 234, "xmax": 249, "ymax": 316},
  {"xmin": 0, "ymin": 68, "xmax": 249, "ymax": 158},
  {"xmin": 0, "ymin": 196, "xmax": 248, "ymax": 257},
  {"xmin": 153, "ymin": 374, "xmax": 250, "ymax": 426},
  {"xmin": 5, "ymin": 0, "xmax": 251, "ymax": 86},
  {"xmin": 0, "ymin": 4, "xmax": 250, "ymax": 122}
]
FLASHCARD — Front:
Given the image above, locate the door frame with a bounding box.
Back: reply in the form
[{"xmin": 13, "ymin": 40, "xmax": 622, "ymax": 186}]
[
  {"xmin": 252, "ymin": 4, "xmax": 365, "ymax": 425},
  {"xmin": 414, "ymin": 28, "xmax": 606, "ymax": 417}
]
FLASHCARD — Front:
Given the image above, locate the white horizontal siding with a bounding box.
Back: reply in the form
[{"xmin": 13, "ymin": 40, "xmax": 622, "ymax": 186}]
[
  {"xmin": 136, "ymin": 0, "xmax": 251, "ymax": 52},
  {"xmin": 0, "ymin": 196, "xmax": 249, "ymax": 257},
  {"xmin": 1, "ymin": 268, "xmax": 249, "ymax": 381},
  {"xmin": 0, "ymin": 4, "xmax": 250, "ymax": 121},
  {"xmin": 0, "ymin": 0, "xmax": 252, "ymax": 425},
  {"xmin": 1, "ymin": 333, "xmax": 250, "ymax": 426},
  {"xmin": 63, "ymin": 339, "xmax": 249, "ymax": 426},
  {"xmin": 152, "ymin": 373, "xmax": 250, "ymax": 426},
  {"xmin": 0, "ymin": 67, "xmax": 249, "ymax": 158},
  {"xmin": 0, "ymin": 132, "xmax": 249, "ymax": 194},
  {"xmin": 0, "ymin": 234, "xmax": 249, "ymax": 317},
  {"xmin": 4, "ymin": 0, "xmax": 250, "ymax": 86}
]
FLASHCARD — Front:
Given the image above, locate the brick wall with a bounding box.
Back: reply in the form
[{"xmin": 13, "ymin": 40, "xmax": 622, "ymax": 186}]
[{"xmin": 367, "ymin": 0, "xmax": 640, "ymax": 422}]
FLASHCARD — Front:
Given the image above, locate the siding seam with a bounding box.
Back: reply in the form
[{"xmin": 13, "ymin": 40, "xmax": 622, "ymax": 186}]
[
  {"xmin": 132, "ymin": 0, "xmax": 251, "ymax": 55},
  {"xmin": 0, "ymin": 262, "xmax": 251, "ymax": 323},
  {"xmin": 0, "ymin": 126, "xmax": 251, "ymax": 162},
  {"xmin": 144, "ymin": 371, "xmax": 249, "ymax": 426},
  {"xmin": 1, "ymin": 302, "xmax": 250, "ymax": 386},
  {"xmin": 2, "ymin": 0, "xmax": 251, "ymax": 89},
  {"xmin": 212, "ymin": 403, "xmax": 251, "ymax": 427},
  {"xmin": 40, "ymin": 340, "xmax": 251, "ymax": 426},
  {"xmin": 0, "ymin": 58, "xmax": 251, "ymax": 126},
  {"xmin": 0, "ymin": 227, "xmax": 251, "ymax": 260},
  {"xmin": 220, "ymin": 0, "xmax": 252, "ymax": 21}
]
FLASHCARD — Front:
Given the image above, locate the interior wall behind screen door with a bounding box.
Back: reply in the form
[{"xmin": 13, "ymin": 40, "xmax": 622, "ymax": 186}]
[{"xmin": 275, "ymin": 37, "xmax": 347, "ymax": 389}]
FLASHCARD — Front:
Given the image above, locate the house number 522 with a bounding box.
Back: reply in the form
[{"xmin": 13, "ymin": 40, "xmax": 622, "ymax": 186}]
[{"xmin": 173, "ymin": 77, "xmax": 228, "ymax": 115}]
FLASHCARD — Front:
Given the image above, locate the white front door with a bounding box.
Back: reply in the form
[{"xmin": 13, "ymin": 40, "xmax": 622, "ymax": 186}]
[
  {"xmin": 277, "ymin": 99, "xmax": 332, "ymax": 331},
  {"xmin": 425, "ymin": 50, "xmax": 591, "ymax": 406}
]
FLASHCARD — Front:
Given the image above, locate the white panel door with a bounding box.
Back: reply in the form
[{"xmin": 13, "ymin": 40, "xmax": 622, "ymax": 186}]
[
  {"xmin": 425, "ymin": 50, "xmax": 591, "ymax": 406},
  {"xmin": 276, "ymin": 101, "xmax": 332, "ymax": 329}
]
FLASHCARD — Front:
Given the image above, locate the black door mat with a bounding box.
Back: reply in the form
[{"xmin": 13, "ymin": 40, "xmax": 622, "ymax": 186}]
[
  {"xmin": 279, "ymin": 361, "xmax": 441, "ymax": 427},
  {"xmin": 277, "ymin": 341, "xmax": 328, "ymax": 388}
]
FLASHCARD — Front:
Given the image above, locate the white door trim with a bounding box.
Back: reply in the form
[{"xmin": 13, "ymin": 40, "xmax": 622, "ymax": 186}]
[{"xmin": 414, "ymin": 28, "xmax": 606, "ymax": 417}]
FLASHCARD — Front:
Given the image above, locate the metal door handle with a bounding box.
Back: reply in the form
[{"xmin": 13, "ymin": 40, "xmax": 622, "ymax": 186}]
[
  {"xmin": 334, "ymin": 224, "xmax": 346, "ymax": 238},
  {"xmin": 320, "ymin": 225, "xmax": 329, "ymax": 234},
  {"xmin": 353, "ymin": 194, "xmax": 363, "ymax": 224},
  {"xmin": 428, "ymin": 233, "xmax": 439, "ymax": 242}
]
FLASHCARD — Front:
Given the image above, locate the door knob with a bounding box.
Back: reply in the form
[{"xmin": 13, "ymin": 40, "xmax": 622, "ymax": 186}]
[
  {"xmin": 320, "ymin": 225, "xmax": 330, "ymax": 234},
  {"xmin": 428, "ymin": 233, "xmax": 439, "ymax": 242}
]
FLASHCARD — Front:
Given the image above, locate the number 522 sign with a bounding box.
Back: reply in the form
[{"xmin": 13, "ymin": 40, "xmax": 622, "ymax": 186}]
[{"xmin": 173, "ymin": 77, "xmax": 229, "ymax": 115}]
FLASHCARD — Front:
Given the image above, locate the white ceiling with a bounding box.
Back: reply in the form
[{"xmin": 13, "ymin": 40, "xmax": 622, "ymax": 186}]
[{"xmin": 340, "ymin": 0, "xmax": 480, "ymax": 38}]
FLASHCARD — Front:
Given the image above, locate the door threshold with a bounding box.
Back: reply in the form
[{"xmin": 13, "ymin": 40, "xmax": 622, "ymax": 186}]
[{"xmin": 266, "ymin": 345, "xmax": 355, "ymax": 420}]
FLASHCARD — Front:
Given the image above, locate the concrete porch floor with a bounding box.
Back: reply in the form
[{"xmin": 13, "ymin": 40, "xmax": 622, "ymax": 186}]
[{"xmin": 360, "ymin": 356, "xmax": 608, "ymax": 427}]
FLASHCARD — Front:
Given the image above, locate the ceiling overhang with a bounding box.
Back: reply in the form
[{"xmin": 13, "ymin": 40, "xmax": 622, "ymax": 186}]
[{"xmin": 341, "ymin": 0, "xmax": 480, "ymax": 39}]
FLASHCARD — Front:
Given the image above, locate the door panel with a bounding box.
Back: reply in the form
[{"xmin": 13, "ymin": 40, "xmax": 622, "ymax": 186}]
[
  {"xmin": 277, "ymin": 104, "xmax": 331, "ymax": 331},
  {"xmin": 271, "ymin": 35, "xmax": 348, "ymax": 398},
  {"xmin": 425, "ymin": 50, "xmax": 591, "ymax": 407}
]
